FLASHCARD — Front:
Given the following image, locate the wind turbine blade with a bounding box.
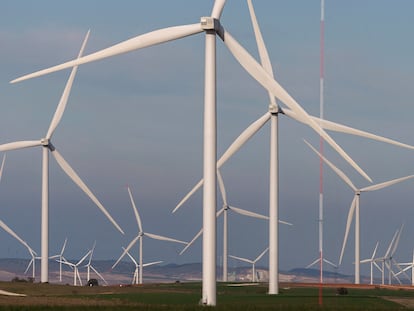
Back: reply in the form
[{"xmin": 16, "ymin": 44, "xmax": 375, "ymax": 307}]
[
  {"xmin": 372, "ymin": 241, "xmax": 379, "ymax": 260},
  {"xmin": 221, "ymin": 29, "xmax": 372, "ymax": 182},
  {"xmin": 217, "ymin": 112, "xmax": 271, "ymax": 168},
  {"xmin": 24, "ymin": 259, "xmax": 33, "ymax": 275},
  {"xmin": 307, "ymin": 113, "xmax": 414, "ymax": 150},
  {"xmin": 0, "ymin": 219, "xmax": 26, "ymax": 247},
  {"xmin": 0, "ymin": 141, "xmax": 42, "ymax": 152},
  {"xmin": 384, "ymin": 229, "xmax": 399, "ymax": 258},
  {"xmin": 216, "ymin": 169, "xmax": 228, "ymax": 206},
  {"xmin": 173, "ymin": 112, "xmax": 270, "ymax": 213},
  {"xmin": 123, "ymin": 247, "xmax": 139, "ymax": 267},
  {"xmin": 279, "ymin": 220, "xmax": 293, "ymax": 226},
  {"xmin": 229, "ymin": 255, "xmax": 253, "ymax": 264},
  {"xmin": 173, "ymin": 179, "xmax": 203, "ymax": 213},
  {"xmin": 247, "ymin": 0, "xmax": 276, "ymax": 107},
  {"xmin": 283, "ymin": 107, "xmax": 414, "ymax": 150},
  {"xmin": 112, "ymin": 236, "xmax": 140, "ymax": 269},
  {"xmin": 127, "ymin": 186, "xmax": 143, "ymax": 232},
  {"xmin": 88, "ymin": 241, "xmax": 96, "ymax": 265},
  {"xmin": 0, "ymin": 154, "xmax": 5, "ymax": 182},
  {"xmin": 77, "ymin": 250, "xmax": 92, "ymax": 266},
  {"xmin": 361, "ymin": 175, "xmax": 414, "ymax": 192},
  {"xmin": 255, "ymin": 247, "xmax": 269, "ymax": 262},
  {"xmin": 211, "ymin": 0, "xmax": 227, "ymax": 19},
  {"xmin": 306, "ymin": 258, "xmax": 320, "ymax": 269},
  {"xmin": 90, "ymin": 265, "xmax": 108, "ymax": 285},
  {"xmin": 145, "ymin": 232, "xmax": 187, "ymax": 245},
  {"xmin": 304, "ymin": 139, "xmax": 357, "ymax": 191},
  {"xmin": 60, "ymin": 238, "xmax": 68, "ymax": 255},
  {"xmin": 390, "ymin": 224, "xmax": 404, "ymax": 257},
  {"xmin": 322, "ymin": 259, "xmax": 338, "ymax": 268},
  {"xmin": 51, "ymin": 149, "xmax": 124, "ymax": 234},
  {"xmin": 216, "ymin": 207, "xmax": 225, "ymax": 218},
  {"xmin": 11, "ymin": 24, "xmax": 203, "ymax": 83},
  {"xmin": 180, "ymin": 228, "xmax": 203, "ymax": 255},
  {"xmin": 0, "ymin": 219, "xmax": 33, "ymax": 253},
  {"xmin": 46, "ymin": 30, "xmax": 90, "ymax": 139},
  {"xmin": 229, "ymin": 206, "xmax": 268, "ymax": 220},
  {"xmin": 373, "ymin": 261, "xmax": 383, "ymax": 273},
  {"xmin": 339, "ymin": 196, "xmax": 357, "ymax": 265},
  {"xmin": 143, "ymin": 261, "xmax": 163, "ymax": 267}
]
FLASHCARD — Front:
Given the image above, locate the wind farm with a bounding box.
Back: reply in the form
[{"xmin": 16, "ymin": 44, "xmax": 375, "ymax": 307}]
[{"xmin": 1, "ymin": 0, "xmax": 414, "ymax": 309}]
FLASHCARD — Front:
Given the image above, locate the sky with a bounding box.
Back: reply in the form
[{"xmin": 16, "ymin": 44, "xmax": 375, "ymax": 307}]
[{"xmin": 0, "ymin": 1, "xmax": 414, "ymax": 279}]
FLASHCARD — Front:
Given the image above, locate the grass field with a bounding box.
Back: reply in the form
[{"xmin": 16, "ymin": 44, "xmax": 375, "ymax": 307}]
[{"xmin": 0, "ymin": 281, "xmax": 412, "ymax": 310}]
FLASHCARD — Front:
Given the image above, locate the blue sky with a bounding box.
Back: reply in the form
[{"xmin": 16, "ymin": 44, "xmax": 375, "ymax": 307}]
[{"xmin": 0, "ymin": 1, "xmax": 414, "ymax": 279}]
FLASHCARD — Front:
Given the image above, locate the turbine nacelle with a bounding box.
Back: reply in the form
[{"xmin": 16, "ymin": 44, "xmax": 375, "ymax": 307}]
[
  {"xmin": 200, "ymin": 17, "xmax": 224, "ymax": 39},
  {"xmin": 40, "ymin": 138, "xmax": 56, "ymax": 151}
]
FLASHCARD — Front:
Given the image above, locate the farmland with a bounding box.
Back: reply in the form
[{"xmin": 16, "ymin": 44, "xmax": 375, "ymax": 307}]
[{"xmin": 0, "ymin": 281, "xmax": 412, "ymax": 310}]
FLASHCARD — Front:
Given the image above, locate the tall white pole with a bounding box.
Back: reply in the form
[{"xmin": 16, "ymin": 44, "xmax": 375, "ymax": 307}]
[
  {"xmin": 202, "ymin": 28, "xmax": 217, "ymax": 306},
  {"xmin": 223, "ymin": 208, "xmax": 228, "ymax": 282},
  {"xmin": 252, "ymin": 263, "xmax": 256, "ymax": 283},
  {"xmin": 268, "ymin": 111, "xmax": 279, "ymax": 294},
  {"xmin": 41, "ymin": 146, "xmax": 49, "ymax": 283},
  {"xmin": 139, "ymin": 237, "xmax": 143, "ymax": 284},
  {"xmin": 355, "ymin": 194, "xmax": 360, "ymax": 284}
]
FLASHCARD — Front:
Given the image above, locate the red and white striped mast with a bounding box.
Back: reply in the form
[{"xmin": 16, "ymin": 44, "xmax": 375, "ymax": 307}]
[{"xmin": 319, "ymin": 0, "xmax": 325, "ymax": 285}]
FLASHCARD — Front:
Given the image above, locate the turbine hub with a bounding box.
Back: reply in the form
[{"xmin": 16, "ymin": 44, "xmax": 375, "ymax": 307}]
[
  {"xmin": 224, "ymin": 204, "xmax": 229, "ymax": 211},
  {"xmin": 269, "ymin": 104, "xmax": 278, "ymax": 115},
  {"xmin": 41, "ymin": 138, "xmax": 49, "ymax": 146},
  {"xmin": 200, "ymin": 17, "xmax": 220, "ymax": 31}
]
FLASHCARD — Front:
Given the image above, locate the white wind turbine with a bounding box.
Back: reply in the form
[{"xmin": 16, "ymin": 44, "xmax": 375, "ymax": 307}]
[
  {"xmin": 2, "ymin": 30, "xmax": 124, "ymax": 283},
  {"xmin": 84, "ymin": 241, "xmax": 108, "ymax": 285},
  {"xmin": 230, "ymin": 247, "xmax": 268, "ymax": 283},
  {"xmin": 305, "ymin": 140, "xmax": 414, "ymax": 284},
  {"xmin": 376, "ymin": 224, "xmax": 406, "ymax": 285},
  {"xmin": 49, "ymin": 238, "xmax": 68, "ymax": 282},
  {"xmin": 179, "ymin": 168, "xmax": 291, "ymax": 283},
  {"xmin": 59, "ymin": 250, "xmax": 91, "ymax": 286},
  {"xmin": 12, "ymin": 0, "xmax": 404, "ymax": 303},
  {"xmin": 0, "ymin": 218, "xmax": 37, "ymax": 278},
  {"xmin": 122, "ymin": 247, "xmax": 163, "ymax": 285},
  {"xmin": 396, "ymin": 250, "xmax": 414, "ymax": 286},
  {"xmin": 112, "ymin": 186, "xmax": 187, "ymax": 285},
  {"xmin": 360, "ymin": 242, "xmax": 382, "ymax": 285}
]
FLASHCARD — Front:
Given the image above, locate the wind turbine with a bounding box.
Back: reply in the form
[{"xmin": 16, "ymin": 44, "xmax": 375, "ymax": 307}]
[
  {"xmin": 2, "ymin": 31, "xmax": 124, "ymax": 283},
  {"xmin": 49, "ymin": 238, "xmax": 68, "ymax": 282},
  {"xmin": 24, "ymin": 250, "xmax": 39, "ymax": 280},
  {"xmin": 305, "ymin": 140, "xmax": 414, "ymax": 284},
  {"xmin": 11, "ymin": 0, "xmax": 404, "ymax": 303},
  {"xmin": 396, "ymin": 250, "xmax": 414, "ymax": 286},
  {"xmin": 121, "ymin": 247, "xmax": 163, "ymax": 285},
  {"xmin": 58, "ymin": 250, "xmax": 91, "ymax": 286},
  {"xmin": 84, "ymin": 241, "xmax": 108, "ymax": 286},
  {"xmin": 180, "ymin": 168, "xmax": 291, "ymax": 282},
  {"xmin": 360, "ymin": 242, "xmax": 382, "ymax": 285},
  {"xmin": 112, "ymin": 186, "xmax": 187, "ymax": 285},
  {"xmin": 376, "ymin": 224, "xmax": 406, "ymax": 285},
  {"xmin": 230, "ymin": 247, "xmax": 268, "ymax": 282},
  {"xmin": 0, "ymin": 218, "xmax": 37, "ymax": 278}
]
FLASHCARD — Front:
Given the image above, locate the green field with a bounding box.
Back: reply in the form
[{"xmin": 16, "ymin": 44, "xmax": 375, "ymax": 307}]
[{"xmin": 0, "ymin": 281, "xmax": 412, "ymax": 310}]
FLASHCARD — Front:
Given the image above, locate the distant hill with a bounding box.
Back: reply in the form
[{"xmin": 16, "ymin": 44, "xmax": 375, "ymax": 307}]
[{"xmin": 0, "ymin": 258, "xmax": 396, "ymax": 286}]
